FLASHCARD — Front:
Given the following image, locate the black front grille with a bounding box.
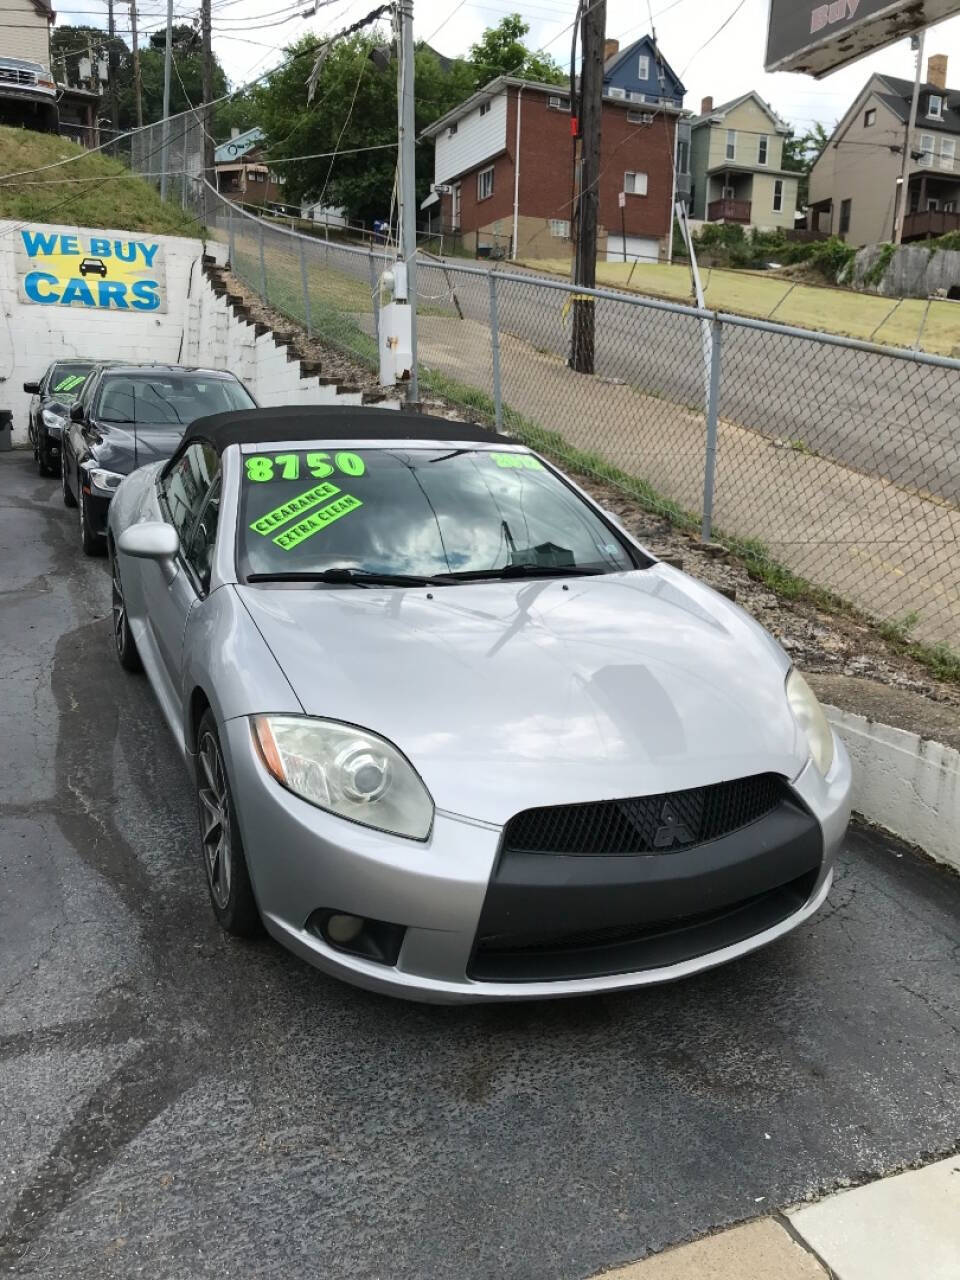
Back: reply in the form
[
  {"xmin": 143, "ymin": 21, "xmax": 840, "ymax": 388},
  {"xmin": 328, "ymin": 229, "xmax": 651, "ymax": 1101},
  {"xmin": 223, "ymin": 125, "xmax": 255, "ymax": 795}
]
[
  {"xmin": 0, "ymin": 68, "xmax": 37, "ymax": 85},
  {"xmin": 503, "ymin": 774, "xmax": 784, "ymax": 856}
]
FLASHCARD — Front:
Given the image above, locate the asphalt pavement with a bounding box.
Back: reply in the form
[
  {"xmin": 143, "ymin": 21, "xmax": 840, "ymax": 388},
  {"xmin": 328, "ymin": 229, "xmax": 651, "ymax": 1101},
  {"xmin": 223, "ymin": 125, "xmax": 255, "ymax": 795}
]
[{"xmin": 2, "ymin": 449, "xmax": 960, "ymax": 1280}]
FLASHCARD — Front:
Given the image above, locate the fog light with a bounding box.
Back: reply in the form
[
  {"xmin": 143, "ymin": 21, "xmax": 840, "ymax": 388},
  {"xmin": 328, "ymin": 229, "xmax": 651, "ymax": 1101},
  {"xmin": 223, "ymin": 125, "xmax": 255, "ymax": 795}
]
[{"xmin": 325, "ymin": 913, "xmax": 364, "ymax": 944}]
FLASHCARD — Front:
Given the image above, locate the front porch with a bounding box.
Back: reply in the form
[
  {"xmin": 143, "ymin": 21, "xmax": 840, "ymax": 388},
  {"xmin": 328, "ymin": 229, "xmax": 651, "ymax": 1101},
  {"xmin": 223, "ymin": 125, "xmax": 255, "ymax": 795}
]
[
  {"xmin": 903, "ymin": 173, "xmax": 960, "ymax": 240},
  {"xmin": 705, "ymin": 171, "xmax": 752, "ymax": 223}
]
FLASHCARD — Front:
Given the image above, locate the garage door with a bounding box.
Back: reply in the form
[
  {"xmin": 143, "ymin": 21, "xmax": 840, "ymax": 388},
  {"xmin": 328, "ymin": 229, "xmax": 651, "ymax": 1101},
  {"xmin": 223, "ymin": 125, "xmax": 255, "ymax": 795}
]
[{"xmin": 606, "ymin": 235, "xmax": 660, "ymax": 263}]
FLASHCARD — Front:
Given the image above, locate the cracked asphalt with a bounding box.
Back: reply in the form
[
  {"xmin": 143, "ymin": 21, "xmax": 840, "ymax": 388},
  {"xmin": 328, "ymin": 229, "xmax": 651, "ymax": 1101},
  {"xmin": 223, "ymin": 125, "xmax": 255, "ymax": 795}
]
[{"xmin": 2, "ymin": 448, "xmax": 959, "ymax": 1280}]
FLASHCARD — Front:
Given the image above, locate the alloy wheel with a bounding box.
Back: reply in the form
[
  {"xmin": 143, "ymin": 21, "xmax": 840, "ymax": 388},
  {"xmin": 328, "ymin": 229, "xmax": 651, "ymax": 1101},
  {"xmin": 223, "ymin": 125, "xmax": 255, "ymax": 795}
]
[
  {"xmin": 111, "ymin": 554, "xmax": 126, "ymax": 657},
  {"xmin": 197, "ymin": 732, "xmax": 233, "ymax": 911}
]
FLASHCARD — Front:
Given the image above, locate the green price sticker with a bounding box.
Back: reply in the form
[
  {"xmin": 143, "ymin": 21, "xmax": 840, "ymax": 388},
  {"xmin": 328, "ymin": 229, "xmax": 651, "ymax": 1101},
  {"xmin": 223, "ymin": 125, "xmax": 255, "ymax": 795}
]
[
  {"xmin": 274, "ymin": 494, "xmax": 363, "ymax": 550},
  {"xmin": 490, "ymin": 452, "xmax": 543, "ymax": 470},
  {"xmin": 54, "ymin": 374, "xmax": 86, "ymax": 393},
  {"xmin": 250, "ymin": 481, "xmax": 340, "ymax": 536},
  {"xmin": 245, "ymin": 451, "xmax": 366, "ymax": 483}
]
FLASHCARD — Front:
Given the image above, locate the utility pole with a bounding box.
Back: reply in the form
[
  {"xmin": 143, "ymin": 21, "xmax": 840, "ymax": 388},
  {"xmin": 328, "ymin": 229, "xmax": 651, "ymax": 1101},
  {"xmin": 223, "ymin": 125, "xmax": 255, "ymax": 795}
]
[
  {"xmin": 201, "ymin": 0, "xmax": 215, "ymax": 183},
  {"xmin": 396, "ymin": 0, "xmax": 419, "ymax": 401},
  {"xmin": 159, "ymin": 0, "xmax": 173, "ymax": 200},
  {"xmin": 129, "ymin": 2, "xmax": 143, "ymax": 131},
  {"xmin": 570, "ymin": 0, "xmax": 605, "ymax": 374},
  {"xmin": 106, "ymin": 0, "xmax": 119, "ymax": 144},
  {"xmin": 894, "ymin": 28, "xmax": 925, "ymax": 245}
]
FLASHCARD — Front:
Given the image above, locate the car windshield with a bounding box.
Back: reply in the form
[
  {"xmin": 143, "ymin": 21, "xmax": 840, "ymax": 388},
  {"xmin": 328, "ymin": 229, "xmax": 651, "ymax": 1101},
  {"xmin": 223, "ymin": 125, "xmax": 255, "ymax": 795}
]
[
  {"xmin": 237, "ymin": 446, "xmax": 636, "ymax": 583},
  {"xmin": 47, "ymin": 362, "xmax": 94, "ymax": 405},
  {"xmin": 97, "ymin": 374, "xmax": 254, "ymax": 426}
]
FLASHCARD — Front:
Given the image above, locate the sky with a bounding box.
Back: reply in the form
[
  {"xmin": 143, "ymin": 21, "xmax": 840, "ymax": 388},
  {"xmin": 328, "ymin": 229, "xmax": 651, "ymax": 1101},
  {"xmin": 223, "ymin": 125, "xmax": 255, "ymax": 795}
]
[{"xmin": 51, "ymin": 0, "xmax": 960, "ymax": 138}]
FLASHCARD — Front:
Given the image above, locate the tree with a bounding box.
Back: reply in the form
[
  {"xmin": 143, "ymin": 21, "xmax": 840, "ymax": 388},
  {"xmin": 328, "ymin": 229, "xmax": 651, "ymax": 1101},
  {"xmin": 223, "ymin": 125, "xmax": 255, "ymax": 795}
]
[
  {"xmin": 467, "ymin": 14, "xmax": 565, "ymax": 89},
  {"xmin": 782, "ymin": 120, "xmax": 830, "ymax": 207},
  {"xmin": 254, "ymin": 31, "xmax": 474, "ymax": 224},
  {"xmin": 148, "ymin": 23, "xmax": 200, "ymax": 52}
]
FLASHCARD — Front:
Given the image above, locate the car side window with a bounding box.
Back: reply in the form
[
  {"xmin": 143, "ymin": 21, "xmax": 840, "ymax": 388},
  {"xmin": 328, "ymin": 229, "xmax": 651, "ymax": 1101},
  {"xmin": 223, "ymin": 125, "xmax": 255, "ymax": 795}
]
[
  {"xmin": 183, "ymin": 479, "xmax": 221, "ymax": 595},
  {"xmin": 160, "ymin": 443, "xmax": 219, "ymax": 539}
]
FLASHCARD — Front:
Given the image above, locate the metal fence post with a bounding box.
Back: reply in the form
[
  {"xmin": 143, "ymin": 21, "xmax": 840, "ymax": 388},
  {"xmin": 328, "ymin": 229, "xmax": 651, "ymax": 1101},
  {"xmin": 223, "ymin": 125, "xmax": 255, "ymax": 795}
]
[
  {"xmin": 181, "ymin": 170, "xmax": 187, "ymax": 212},
  {"xmin": 489, "ymin": 271, "xmax": 504, "ymax": 432},
  {"xmin": 368, "ymin": 251, "xmax": 381, "ymax": 353},
  {"xmin": 258, "ymin": 221, "xmax": 268, "ymax": 302},
  {"xmin": 701, "ymin": 316, "xmax": 723, "ymax": 542},
  {"xmin": 298, "ymin": 237, "xmax": 312, "ymax": 336},
  {"xmin": 228, "ymin": 202, "xmax": 235, "ymax": 267}
]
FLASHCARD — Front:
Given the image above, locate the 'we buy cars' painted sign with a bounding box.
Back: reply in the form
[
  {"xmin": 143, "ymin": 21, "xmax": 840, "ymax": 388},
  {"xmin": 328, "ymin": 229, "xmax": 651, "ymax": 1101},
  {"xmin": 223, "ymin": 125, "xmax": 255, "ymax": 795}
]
[{"xmin": 16, "ymin": 229, "xmax": 167, "ymax": 312}]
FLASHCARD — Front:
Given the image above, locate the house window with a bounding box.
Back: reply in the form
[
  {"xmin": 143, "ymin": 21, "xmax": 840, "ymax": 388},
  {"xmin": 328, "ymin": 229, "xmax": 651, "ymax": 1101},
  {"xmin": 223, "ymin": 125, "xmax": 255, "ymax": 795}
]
[
  {"xmin": 928, "ymin": 197, "xmax": 940, "ymax": 211},
  {"xmin": 479, "ymin": 101, "xmax": 491, "ymax": 117},
  {"xmin": 608, "ymin": 86, "xmax": 626, "ymax": 99},
  {"xmin": 726, "ymin": 129, "xmax": 736, "ymax": 160},
  {"xmin": 920, "ymin": 133, "xmax": 935, "ymax": 165},
  {"xmin": 928, "ymin": 93, "xmax": 943, "ymax": 119},
  {"xmin": 624, "ymin": 171, "xmax": 648, "ymax": 196},
  {"xmin": 940, "ymin": 137, "xmax": 956, "ymax": 170},
  {"xmin": 839, "ymin": 198, "xmax": 852, "ymax": 234},
  {"xmin": 548, "ymin": 95, "xmax": 570, "ymax": 111},
  {"xmin": 677, "ymin": 138, "xmax": 690, "ymax": 174},
  {"xmin": 448, "ymin": 121, "xmax": 458, "ymax": 137},
  {"xmin": 758, "ymin": 134, "xmax": 768, "ymax": 165},
  {"xmin": 637, "ymin": 54, "xmax": 650, "ymax": 80},
  {"xmin": 477, "ymin": 166, "xmax": 494, "ymax": 201},
  {"xmin": 864, "ymin": 107, "xmax": 876, "ymax": 127},
  {"xmin": 772, "ymin": 178, "xmax": 783, "ymax": 212},
  {"xmin": 944, "ymin": 201, "xmax": 956, "ymax": 212},
  {"xmin": 549, "ymin": 219, "xmax": 570, "ymax": 238}
]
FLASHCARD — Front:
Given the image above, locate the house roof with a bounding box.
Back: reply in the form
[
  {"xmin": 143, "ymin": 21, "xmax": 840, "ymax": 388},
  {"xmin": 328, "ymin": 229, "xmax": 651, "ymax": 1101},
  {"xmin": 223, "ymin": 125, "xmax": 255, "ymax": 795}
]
[
  {"xmin": 690, "ymin": 89, "xmax": 790, "ymax": 134},
  {"xmin": 420, "ymin": 73, "xmax": 682, "ymax": 138},
  {"xmin": 214, "ymin": 126, "xmax": 264, "ymax": 165},
  {"xmin": 874, "ymin": 73, "xmax": 960, "ymax": 135},
  {"xmin": 603, "ymin": 35, "xmax": 685, "ymax": 94},
  {"xmin": 706, "ymin": 162, "xmax": 798, "ymax": 179}
]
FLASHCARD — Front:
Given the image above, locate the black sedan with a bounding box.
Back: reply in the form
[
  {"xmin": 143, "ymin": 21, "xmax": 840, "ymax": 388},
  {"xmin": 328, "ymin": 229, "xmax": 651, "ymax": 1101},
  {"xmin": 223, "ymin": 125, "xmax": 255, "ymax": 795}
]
[
  {"xmin": 24, "ymin": 359, "xmax": 97, "ymax": 476},
  {"xmin": 61, "ymin": 363, "xmax": 257, "ymax": 555}
]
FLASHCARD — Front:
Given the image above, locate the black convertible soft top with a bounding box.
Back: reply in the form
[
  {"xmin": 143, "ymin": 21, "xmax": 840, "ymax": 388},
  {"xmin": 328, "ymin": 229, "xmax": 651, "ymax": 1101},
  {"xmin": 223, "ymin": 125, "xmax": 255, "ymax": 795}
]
[{"xmin": 173, "ymin": 406, "xmax": 500, "ymax": 464}]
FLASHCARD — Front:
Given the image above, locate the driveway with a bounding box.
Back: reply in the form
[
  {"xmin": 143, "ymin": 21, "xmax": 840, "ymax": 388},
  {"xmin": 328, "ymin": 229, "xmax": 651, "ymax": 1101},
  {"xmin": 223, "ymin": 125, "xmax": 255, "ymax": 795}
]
[{"xmin": 2, "ymin": 450, "xmax": 959, "ymax": 1280}]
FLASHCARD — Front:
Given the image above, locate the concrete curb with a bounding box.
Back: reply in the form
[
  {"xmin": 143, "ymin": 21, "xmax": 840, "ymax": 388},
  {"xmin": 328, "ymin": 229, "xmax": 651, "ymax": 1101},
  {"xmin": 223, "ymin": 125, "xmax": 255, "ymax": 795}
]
[{"xmin": 824, "ymin": 704, "xmax": 960, "ymax": 873}]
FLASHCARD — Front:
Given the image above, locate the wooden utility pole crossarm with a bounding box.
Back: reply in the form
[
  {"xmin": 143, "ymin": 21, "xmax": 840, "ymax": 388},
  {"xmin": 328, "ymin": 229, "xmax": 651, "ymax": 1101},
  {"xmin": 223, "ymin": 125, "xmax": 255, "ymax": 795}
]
[{"xmin": 571, "ymin": 0, "xmax": 606, "ymax": 375}]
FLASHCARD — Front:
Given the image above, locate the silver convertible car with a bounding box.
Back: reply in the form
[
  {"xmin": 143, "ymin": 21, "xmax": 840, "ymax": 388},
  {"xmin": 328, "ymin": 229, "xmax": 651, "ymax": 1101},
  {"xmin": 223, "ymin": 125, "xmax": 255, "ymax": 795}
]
[{"xmin": 108, "ymin": 406, "xmax": 851, "ymax": 1002}]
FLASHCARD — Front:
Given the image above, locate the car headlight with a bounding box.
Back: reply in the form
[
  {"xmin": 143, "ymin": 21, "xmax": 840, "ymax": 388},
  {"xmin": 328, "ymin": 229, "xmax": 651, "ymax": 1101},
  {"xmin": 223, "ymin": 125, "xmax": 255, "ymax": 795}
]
[
  {"xmin": 786, "ymin": 669, "xmax": 834, "ymax": 777},
  {"xmin": 252, "ymin": 715, "xmax": 434, "ymax": 840},
  {"xmin": 83, "ymin": 465, "xmax": 125, "ymax": 496},
  {"xmin": 41, "ymin": 408, "xmax": 65, "ymax": 434}
]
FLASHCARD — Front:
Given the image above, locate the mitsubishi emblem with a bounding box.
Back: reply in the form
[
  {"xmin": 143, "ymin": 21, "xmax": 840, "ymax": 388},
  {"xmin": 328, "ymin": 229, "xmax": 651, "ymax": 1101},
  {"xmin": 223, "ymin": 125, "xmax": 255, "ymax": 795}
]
[{"xmin": 653, "ymin": 800, "xmax": 694, "ymax": 849}]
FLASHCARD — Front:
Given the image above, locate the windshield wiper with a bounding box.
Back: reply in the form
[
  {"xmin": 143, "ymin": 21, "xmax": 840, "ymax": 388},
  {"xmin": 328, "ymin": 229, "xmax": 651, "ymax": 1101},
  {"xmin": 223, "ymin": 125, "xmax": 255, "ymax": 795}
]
[
  {"xmin": 246, "ymin": 568, "xmax": 447, "ymax": 587},
  {"xmin": 438, "ymin": 564, "xmax": 605, "ymax": 582}
]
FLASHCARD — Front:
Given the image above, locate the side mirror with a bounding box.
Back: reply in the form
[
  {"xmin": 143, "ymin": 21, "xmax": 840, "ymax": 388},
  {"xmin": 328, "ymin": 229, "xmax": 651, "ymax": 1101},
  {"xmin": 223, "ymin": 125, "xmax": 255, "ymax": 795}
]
[
  {"xmin": 118, "ymin": 521, "xmax": 180, "ymax": 568},
  {"xmin": 23, "ymin": 381, "xmax": 40, "ymax": 394},
  {"xmin": 69, "ymin": 403, "xmax": 85, "ymax": 423}
]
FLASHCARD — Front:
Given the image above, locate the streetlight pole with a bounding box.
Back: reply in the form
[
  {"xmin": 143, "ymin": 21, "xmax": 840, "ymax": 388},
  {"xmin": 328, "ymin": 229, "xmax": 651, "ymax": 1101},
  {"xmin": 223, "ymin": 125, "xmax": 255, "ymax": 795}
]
[
  {"xmin": 396, "ymin": 0, "xmax": 419, "ymax": 401},
  {"xmin": 894, "ymin": 29, "xmax": 925, "ymax": 245},
  {"xmin": 159, "ymin": 0, "xmax": 174, "ymax": 200}
]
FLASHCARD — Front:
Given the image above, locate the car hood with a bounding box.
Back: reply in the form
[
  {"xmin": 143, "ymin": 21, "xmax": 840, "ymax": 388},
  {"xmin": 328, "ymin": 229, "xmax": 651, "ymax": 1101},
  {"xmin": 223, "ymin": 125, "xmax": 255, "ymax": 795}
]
[
  {"xmin": 94, "ymin": 425, "xmax": 185, "ymax": 473},
  {"xmin": 236, "ymin": 567, "xmax": 807, "ymax": 825}
]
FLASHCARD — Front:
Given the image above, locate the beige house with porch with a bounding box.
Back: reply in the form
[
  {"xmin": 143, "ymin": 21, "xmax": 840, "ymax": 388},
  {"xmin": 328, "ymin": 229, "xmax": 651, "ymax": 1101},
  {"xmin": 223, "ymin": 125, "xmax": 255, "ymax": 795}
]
[
  {"xmin": 808, "ymin": 54, "xmax": 960, "ymax": 246},
  {"xmin": 688, "ymin": 91, "xmax": 798, "ymax": 232}
]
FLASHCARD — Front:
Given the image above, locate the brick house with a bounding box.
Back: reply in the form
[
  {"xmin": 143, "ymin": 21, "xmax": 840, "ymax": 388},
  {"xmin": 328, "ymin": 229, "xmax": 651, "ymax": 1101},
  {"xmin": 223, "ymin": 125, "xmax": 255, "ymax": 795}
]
[{"xmin": 421, "ymin": 60, "xmax": 686, "ymax": 263}]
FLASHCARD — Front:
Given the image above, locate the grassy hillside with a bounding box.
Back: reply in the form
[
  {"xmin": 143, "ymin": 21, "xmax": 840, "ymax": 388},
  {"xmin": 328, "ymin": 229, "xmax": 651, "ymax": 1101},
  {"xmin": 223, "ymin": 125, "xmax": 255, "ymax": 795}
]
[{"xmin": 0, "ymin": 126, "xmax": 200, "ymax": 236}]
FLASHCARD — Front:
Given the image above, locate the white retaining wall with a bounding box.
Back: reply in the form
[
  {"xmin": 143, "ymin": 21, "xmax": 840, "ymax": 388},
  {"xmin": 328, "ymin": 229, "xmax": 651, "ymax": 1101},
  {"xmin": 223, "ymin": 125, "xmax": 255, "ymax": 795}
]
[{"xmin": 1, "ymin": 221, "xmax": 207, "ymax": 443}]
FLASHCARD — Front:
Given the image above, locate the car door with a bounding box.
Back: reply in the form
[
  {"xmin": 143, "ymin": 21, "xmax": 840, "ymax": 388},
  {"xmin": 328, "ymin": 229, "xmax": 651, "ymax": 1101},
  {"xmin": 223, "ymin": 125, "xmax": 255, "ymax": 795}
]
[{"xmin": 141, "ymin": 442, "xmax": 220, "ymax": 714}]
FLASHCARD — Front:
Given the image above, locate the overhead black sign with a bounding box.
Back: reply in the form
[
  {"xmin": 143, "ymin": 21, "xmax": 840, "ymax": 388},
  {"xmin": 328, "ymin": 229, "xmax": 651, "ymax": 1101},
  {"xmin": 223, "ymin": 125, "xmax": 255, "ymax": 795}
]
[{"xmin": 765, "ymin": 0, "xmax": 960, "ymax": 77}]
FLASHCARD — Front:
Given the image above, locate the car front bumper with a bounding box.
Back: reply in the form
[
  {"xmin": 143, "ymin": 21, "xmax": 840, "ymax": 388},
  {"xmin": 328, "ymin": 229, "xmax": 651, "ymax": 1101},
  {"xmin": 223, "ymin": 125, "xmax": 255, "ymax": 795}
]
[{"xmin": 222, "ymin": 717, "xmax": 852, "ymax": 1003}]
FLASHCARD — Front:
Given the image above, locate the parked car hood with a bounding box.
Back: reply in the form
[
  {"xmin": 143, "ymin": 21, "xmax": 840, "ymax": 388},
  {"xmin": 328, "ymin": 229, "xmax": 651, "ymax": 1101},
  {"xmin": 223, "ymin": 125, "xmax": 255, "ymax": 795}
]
[
  {"xmin": 236, "ymin": 567, "xmax": 806, "ymax": 825},
  {"xmin": 94, "ymin": 425, "xmax": 185, "ymax": 473}
]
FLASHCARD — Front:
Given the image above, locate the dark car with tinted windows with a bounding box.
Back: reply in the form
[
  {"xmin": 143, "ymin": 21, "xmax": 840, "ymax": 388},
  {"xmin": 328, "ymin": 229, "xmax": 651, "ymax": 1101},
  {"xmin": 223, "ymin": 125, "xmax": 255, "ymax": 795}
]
[
  {"xmin": 24, "ymin": 359, "xmax": 97, "ymax": 476},
  {"xmin": 61, "ymin": 363, "xmax": 256, "ymax": 555}
]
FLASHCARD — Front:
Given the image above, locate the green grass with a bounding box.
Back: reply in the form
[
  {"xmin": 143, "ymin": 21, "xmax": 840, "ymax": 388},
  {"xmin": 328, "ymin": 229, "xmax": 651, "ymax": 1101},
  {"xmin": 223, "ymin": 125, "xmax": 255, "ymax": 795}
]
[
  {"xmin": 520, "ymin": 256, "xmax": 960, "ymax": 356},
  {"xmin": 0, "ymin": 125, "xmax": 201, "ymax": 236}
]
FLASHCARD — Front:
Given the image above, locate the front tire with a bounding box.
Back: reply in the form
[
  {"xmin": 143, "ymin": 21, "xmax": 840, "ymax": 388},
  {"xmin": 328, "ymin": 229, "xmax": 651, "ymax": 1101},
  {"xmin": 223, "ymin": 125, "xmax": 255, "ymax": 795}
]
[
  {"xmin": 79, "ymin": 489, "xmax": 104, "ymax": 556},
  {"xmin": 196, "ymin": 710, "xmax": 261, "ymax": 937},
  {"xmin": 36, "ymin": 433, "xmax": 56, "ymax": 477},
  {"xmin": 61, "ymin": 456, "xmax": 77, "ymax": 508},
  {"xmin": 110, "ymin": 546, "xmax": 142, "ymax": 672}
]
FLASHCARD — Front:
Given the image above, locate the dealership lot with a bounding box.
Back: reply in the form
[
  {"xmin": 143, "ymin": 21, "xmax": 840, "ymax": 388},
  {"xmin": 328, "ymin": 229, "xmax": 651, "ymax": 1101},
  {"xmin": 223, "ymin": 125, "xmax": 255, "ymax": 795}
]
[{"xmin": 2, "ymin": 448, "xmax": 960, "ymax": 1278}]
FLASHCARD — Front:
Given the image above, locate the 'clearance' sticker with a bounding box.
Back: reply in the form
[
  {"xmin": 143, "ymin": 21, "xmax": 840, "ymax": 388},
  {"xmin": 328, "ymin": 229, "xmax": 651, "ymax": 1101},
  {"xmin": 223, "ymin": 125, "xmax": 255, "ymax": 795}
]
[
  {"xmin": 274, "ymin": 494, "xmax": 363, "ymax": 550},
  {"xmin": 250, "ymin": 481, "xmax": 340, "ymax": 536}
]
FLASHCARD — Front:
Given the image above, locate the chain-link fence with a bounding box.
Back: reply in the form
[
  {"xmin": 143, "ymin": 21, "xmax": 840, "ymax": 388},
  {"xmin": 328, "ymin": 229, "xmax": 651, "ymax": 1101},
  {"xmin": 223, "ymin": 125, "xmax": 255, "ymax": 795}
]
[{"xmin": 164, "ymin": 174, "xmax": 960, "ymax": 653}]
